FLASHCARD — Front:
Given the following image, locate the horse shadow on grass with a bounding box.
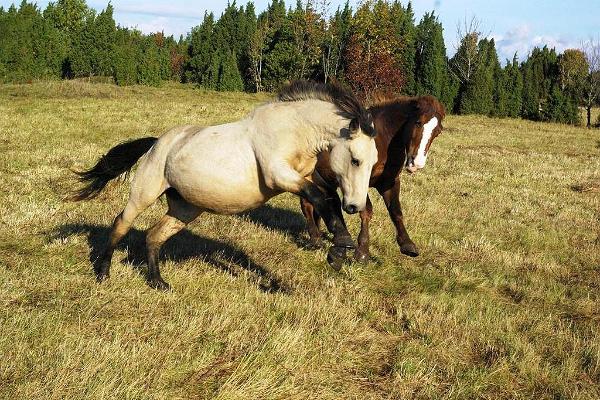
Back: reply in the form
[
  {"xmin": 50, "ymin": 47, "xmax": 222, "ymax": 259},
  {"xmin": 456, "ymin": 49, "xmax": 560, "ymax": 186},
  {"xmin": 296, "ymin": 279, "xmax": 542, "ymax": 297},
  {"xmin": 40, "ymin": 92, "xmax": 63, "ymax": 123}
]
[
  {"xmin": 240, "ymin": 203, "xmax": 323, "ymax": 248},
  {"xmin": 53, "ymin": 213, "xmax": 297, "ymax": 294}
]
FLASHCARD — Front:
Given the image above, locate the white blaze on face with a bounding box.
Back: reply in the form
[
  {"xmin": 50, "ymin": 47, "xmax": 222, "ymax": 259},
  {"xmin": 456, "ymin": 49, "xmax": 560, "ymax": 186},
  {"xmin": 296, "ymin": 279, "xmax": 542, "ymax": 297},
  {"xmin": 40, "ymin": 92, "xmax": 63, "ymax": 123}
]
[
  {"xmin": 329, "ymin": 133, "xmax": 378, "ymax": 212},
  {"xmin": 413, "ymin": 117, "xmax": 438, "ymax": 169}
]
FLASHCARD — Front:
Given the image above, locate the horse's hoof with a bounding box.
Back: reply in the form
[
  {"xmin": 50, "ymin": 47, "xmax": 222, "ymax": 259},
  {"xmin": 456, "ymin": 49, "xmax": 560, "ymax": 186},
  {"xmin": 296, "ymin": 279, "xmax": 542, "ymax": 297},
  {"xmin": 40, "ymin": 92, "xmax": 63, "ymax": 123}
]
[
  {"xmin": 94, "ymin": 260, "xmax": 110, "ymax": 281},
  {"xmin": 333, "ymin": 234, "xmax": 355, "ymax": 249},
  {"xmin": 354, "ymin": 249, "xmax": 371, "ymax": 263},
  {"xmin": 148, "ymin": 278, "xmax": 172, "ymax": 291},
  {"xmin": 327, "ymin": 246, "xmax": 347, "ymax": 271},
  {"xmin": 400, "ymin": 241, "xmax": 419, "ymax": 257},
  {"xmin": 305, "ymin": 239, "xmax": 323, "ymax": 250}
]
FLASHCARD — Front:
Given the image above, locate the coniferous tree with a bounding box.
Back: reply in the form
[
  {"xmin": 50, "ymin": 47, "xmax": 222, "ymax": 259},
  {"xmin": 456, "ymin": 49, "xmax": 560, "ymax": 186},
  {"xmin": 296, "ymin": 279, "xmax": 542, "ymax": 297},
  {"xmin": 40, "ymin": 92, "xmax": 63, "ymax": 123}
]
[
  {"xmin": 90, "ymin": 3, "xmax": 117, "ymax": 77},
  {"xmin": 218, "ymin": 49, "xmax": 245, "ymax": 91},
  {"xmin": 137, "ymin": 34, "xmax": 162, "ymax": 86},
  {"xmin": 521, "ymin": 46, "xmax": 559, "ymax": 120},
  {"xmin": 503, "ymin": 55, "xmax": 523, "ymax": 117},
  {"xmin": 68, "ymin": 11, "xmax": 95, "ymax": 78},
  {"xmin": 391, "ymin": 0, "xmax": 416, "ymax": 95},
  {"xmin": 459, "ymin": 38, "xmax": 496, "ymax": 115},
  {"xmin": 185, "ymin": 12, "xmax": 215, "ymax": 85},
  {"xmin": 112, "ymin": 28, "xmax": 138, "ymax": 85},
  {"xmin": 415, "ymin": 12, "xmax": 449, "ymax": 102}
]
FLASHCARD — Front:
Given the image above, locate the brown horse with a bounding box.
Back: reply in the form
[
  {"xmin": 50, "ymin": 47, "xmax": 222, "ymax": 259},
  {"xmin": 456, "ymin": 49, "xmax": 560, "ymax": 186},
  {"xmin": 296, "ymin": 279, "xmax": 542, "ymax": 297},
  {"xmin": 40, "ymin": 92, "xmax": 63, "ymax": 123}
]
[{"xmin": 300, "ymin": 95, "xmax": 445, "ymax": 265}]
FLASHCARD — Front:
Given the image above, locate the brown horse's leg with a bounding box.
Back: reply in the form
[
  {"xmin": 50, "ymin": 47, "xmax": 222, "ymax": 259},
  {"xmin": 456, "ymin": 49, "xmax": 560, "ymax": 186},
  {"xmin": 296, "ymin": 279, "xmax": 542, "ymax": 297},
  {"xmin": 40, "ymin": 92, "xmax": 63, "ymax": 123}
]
[
  {"xmin": 354, "ymin": 195, "xmax": 373, "ymax": 262},
  {"xmin": 145, "ymin": 189, "xmax": 201, "ymax": 290},
  {"xmin": 300, "ymin": 198, "xmax": 323, "ymax": 249},
  {"xmin": 378, "ymin": 179, "xmax": 419, "ymax": 257}
]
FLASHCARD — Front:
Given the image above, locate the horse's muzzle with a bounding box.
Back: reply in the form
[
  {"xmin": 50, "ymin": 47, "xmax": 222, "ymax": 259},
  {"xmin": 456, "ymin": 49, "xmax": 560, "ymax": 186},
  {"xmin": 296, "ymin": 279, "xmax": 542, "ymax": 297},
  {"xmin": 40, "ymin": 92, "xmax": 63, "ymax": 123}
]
[
  {"xmin": 405, "ymin": 157, "xmax": 419, "ymax": 174},
  {"xmin": 343, "ymin": 204, "xmax": 359, "ymax": 214}
]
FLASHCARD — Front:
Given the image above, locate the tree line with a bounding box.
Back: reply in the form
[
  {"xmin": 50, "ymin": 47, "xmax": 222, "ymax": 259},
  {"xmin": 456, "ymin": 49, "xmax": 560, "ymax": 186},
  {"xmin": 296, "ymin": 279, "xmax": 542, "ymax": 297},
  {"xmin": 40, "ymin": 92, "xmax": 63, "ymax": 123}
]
[{"xmin": 1, "ymin": 0, "xmax": 599, "ymax": 127}]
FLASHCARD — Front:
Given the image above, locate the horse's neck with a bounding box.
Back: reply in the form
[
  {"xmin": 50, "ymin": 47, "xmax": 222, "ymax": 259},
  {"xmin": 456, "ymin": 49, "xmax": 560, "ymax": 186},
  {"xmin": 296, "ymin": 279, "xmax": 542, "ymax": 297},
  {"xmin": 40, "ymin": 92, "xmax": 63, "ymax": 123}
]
[
  {"xmin": 294, "ymin": 100, "xmax": 348, "ymax": 154},
  {"xmin": 372, "ymin": 102, "xmax": 411, "ymax": 148}
]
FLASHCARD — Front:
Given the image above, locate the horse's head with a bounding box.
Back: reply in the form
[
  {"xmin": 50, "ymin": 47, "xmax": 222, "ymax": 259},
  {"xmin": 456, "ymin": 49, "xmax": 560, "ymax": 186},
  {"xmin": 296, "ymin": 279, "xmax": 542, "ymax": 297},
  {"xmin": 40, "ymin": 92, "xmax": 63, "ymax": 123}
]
[
  {"xmin": 329, "ymin": 116, "xmax": 378, "ymax": 214},
  {"xmin": 405, "ymin": 96, "xmax": 445, "ymax": 173}
]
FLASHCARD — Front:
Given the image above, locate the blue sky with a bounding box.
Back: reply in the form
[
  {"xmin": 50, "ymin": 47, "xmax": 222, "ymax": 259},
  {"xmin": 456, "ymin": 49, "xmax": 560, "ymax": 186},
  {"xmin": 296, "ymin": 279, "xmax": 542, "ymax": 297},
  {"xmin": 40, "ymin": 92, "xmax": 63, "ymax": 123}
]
[{"xmin": 3, "ymin": 0, "xmax": 598, "ymax": 61}]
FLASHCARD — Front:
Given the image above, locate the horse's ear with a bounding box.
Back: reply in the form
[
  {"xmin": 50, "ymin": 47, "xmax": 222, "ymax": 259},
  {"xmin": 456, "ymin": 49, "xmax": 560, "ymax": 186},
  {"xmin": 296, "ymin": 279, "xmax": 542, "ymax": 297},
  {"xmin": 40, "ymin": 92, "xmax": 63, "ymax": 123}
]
[
  {"xmin": 362, "ymin": 112, "xmax": 376, "ymax": 137},
  {"xmin": 349, "ymin": 117, "xmax": 360, "ymax": 133}
]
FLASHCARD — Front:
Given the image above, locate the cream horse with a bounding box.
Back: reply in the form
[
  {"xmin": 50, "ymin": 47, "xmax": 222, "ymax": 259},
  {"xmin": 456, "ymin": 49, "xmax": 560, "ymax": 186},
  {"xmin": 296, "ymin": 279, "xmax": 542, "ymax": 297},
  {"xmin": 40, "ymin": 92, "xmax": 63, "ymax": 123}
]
[{"xmin": 72, "ymin": 81, "xmax": 378, "ymax": 290}]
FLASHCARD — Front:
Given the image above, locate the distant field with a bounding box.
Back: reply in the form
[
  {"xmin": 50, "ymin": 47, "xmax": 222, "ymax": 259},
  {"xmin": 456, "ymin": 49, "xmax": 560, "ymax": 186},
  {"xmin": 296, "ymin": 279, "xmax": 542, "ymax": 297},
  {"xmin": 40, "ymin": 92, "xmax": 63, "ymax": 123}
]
[{"xmin": 1, "ymin": 81, "xmax": 599, "ymax": 399}]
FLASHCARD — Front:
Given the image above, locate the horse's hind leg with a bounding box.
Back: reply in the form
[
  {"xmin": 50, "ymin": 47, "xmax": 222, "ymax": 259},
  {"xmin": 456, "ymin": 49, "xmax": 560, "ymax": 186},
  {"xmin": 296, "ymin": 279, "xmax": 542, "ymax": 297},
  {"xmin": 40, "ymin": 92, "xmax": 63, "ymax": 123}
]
[
  {"xmin": 145, "ymin": 188, "xmax": 201, "ymax": 290},
  {"xmin": 96, "ymin": 203, "xmax": 147, "ymax": 281},
  {"xmin": 96, "ymin": 177, "xmax": 167, "ymax": 281}
]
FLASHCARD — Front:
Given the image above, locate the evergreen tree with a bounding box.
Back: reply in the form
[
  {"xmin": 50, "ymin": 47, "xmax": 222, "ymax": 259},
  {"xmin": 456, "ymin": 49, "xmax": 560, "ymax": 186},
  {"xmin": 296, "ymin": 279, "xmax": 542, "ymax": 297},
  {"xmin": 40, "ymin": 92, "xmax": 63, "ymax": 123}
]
[
  {"xmin": 45, "ymin": 0, "xmax": 91, "ymax": 37},
  {"xmin": 90, "ymin": 3, "xmax": 117, "ymax": 77},
  {"xmin": 544, "ymin": 84, "xmax": 580, "ymax": 124},
  {"xmin": 238, "ymin": 2, "xmax": 257, "ymax": 89},
  {"xmin": 113, "ymin": 28, "xmax": 138, "ymax": 86},
  {"xmin": 218, "ymin": 49, "xmax": 244, "ymax": 91},
  {"xmin": 415, "ymin": 12, "xmax": 449, "ymax": 103},
  {"xmin": 137, "ymin": 35, "xmax": 162, "ymax": 86},
  {"xmin": 521, "ymin": 46, "xmax": 559, "ymax": 120},
  {"xmin": 0, "ymin": 2, "xmax": 66, "ymax": 82},
  {"xmin": 503, "ymin": 55, "xmax": 523, "ymax": 117},
  {"xmin": 185, "ymin": 12, "xmax": 215, "ymax": 85},
  {"xmin": 67, "ymin": 11, "xmax": 95, "ymax": 78},
  {"xmin": 458, "ymin": 38, "xmax": 496, "ymax": 115},
  {"xmin": 391, "ymin": 0, "xmax": 416, "ymax": 95},
  {"xmin": 262, "ymin": 2, "xmax": 298, "ymax": 91}
]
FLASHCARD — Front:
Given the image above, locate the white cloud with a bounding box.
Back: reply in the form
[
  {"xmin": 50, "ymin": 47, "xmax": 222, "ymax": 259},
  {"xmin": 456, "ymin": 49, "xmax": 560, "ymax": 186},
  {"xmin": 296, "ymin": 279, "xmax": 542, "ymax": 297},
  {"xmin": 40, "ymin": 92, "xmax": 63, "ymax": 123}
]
[
  {"xmin": 493, "ymin": 23, "xmax": 579, "ymax": 62},
  {"xmin": 118, "ymin": 15, "xmax": 199, "ymax": 37}
]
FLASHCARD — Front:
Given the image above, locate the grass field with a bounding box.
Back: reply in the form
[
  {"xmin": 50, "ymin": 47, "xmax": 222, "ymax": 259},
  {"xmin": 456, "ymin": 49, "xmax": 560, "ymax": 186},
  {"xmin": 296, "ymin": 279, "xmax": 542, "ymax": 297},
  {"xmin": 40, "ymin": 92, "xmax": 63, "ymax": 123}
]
[{"xmin": 1, "ymin": 81, "xmax": 599, "ymax": 399}]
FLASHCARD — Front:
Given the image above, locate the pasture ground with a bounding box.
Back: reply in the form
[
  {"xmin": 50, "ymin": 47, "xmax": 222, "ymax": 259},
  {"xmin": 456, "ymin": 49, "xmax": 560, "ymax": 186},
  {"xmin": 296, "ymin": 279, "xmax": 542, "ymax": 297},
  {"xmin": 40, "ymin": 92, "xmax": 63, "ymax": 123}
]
[{"xmin": 1, "ymin": 81, "xmax": 599, "ymax": 399}]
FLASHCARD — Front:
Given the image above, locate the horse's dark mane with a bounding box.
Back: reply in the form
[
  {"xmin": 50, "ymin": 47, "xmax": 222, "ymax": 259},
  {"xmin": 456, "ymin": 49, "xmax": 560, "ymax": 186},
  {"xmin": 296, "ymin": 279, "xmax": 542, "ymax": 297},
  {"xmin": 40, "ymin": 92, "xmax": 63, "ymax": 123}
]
[
  {"xmin": 370, "ymin": 94, "xmax": 446, "ymax": 121},
  {"xmin": 278, "ymin": 80, "xmax": 375, "ymax": 137}
]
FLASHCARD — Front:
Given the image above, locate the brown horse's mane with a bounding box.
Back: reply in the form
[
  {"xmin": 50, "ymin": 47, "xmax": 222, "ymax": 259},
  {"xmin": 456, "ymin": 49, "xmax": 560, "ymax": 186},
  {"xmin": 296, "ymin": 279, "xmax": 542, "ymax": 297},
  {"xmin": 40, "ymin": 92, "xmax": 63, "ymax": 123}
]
[
  {"xmin": 278, "ymin": 80, "xmax": 376, "ymax": 137},
  {"xmin": 369, "ymin": 93, "xmax": 446, "ymax": 121}
]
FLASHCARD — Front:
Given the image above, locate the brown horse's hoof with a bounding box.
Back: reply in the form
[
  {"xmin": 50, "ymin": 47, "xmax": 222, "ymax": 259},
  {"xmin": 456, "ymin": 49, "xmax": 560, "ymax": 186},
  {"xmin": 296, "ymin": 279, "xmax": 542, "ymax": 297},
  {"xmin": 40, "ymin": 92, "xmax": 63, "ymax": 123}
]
[
  {"xmin": 148, "ymin": 278, "xmax": 172, "ymax": 291},
  {"xmin": 305, "ymin": 238, "xmax": 324, "ymax": 250},
  {"xmin": 327, "ymin": 246, "xmax": 348, "ymax": 271},
  {"xmin": 400, "ymin": 241, "xmax": 419, "ymax": 257},
  {"xmin": 333, "ymin": 234, "xmax": 355, "ymax": 249},
  {"xmin": 354, "ymin": 249, "xmax": 371, "ymax": 263}
]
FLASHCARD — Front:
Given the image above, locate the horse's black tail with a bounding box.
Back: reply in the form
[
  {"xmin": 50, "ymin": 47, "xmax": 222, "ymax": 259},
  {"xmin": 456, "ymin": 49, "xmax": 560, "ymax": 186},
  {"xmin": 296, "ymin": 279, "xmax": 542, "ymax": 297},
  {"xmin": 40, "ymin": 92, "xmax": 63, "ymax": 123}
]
[{"xmin": 69, "ymin": 137, "xmax": 158, "ymax": 201}]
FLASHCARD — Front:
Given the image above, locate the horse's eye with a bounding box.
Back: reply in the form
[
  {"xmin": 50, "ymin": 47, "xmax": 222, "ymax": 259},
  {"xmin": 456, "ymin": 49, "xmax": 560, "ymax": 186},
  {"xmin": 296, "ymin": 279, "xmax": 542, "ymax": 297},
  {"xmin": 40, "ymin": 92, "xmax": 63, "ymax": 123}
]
[{"xmin": 351, "ymin": 158, "xmax": 360, "ymax": 167}]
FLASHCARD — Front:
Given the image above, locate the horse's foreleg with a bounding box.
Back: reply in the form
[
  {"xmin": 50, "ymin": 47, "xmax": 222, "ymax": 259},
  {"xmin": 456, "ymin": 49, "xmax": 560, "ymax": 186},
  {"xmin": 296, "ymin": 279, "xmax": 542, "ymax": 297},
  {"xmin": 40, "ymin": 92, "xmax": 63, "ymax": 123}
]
[
  {"xmin": 270, "ymin": 167, "xmax": 353, "ymax": 269},
  {"xmin": 297, "ymin": 182, "xmax": 353, "ymax": 250},
  {"xmin": 378, "ymin": 179, "xmax": 419, "ymax": 257},
  {"xmin": 145, "ymin": 189, "xmax": 201, "ymax": 290},
  {"xmin": 296, "ymin": 182, "xmax": 355, "ymax": 271},
  {"xmin": 354, "ymin": 195, "xmax": 373, "ymax": 262},
  {"xmin": 300, "ymin": 197, "xmax": 323, "ymax": 249}
]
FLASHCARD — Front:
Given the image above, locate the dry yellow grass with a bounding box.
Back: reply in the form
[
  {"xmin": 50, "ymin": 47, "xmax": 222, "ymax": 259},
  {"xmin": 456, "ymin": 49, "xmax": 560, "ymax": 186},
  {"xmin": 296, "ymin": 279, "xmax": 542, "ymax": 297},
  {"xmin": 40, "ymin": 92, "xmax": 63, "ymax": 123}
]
[{"xmin": 1, "ymin": 81, "xmax": 599, "ymax": 399}]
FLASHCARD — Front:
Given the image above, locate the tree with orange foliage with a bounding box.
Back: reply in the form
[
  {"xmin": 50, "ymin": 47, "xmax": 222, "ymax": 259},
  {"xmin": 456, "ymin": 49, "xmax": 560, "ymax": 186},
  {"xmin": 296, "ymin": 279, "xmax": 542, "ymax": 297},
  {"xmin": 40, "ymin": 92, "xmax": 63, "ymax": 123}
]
[{"xmin": 344, "ymin": 0, "xmax": 404, "ymax": 101}]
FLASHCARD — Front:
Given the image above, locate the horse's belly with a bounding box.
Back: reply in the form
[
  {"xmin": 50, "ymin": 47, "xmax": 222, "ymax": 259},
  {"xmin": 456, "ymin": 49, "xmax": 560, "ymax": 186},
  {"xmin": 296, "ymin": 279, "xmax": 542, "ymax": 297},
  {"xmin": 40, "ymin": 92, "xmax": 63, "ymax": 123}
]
[
  {"xmin": 165, "ymin": 136, "xmax": 278, "ymax": 214},
  {"xmin": 178, "ymin": 175, "xmax": 274, "ymax": 214}
]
